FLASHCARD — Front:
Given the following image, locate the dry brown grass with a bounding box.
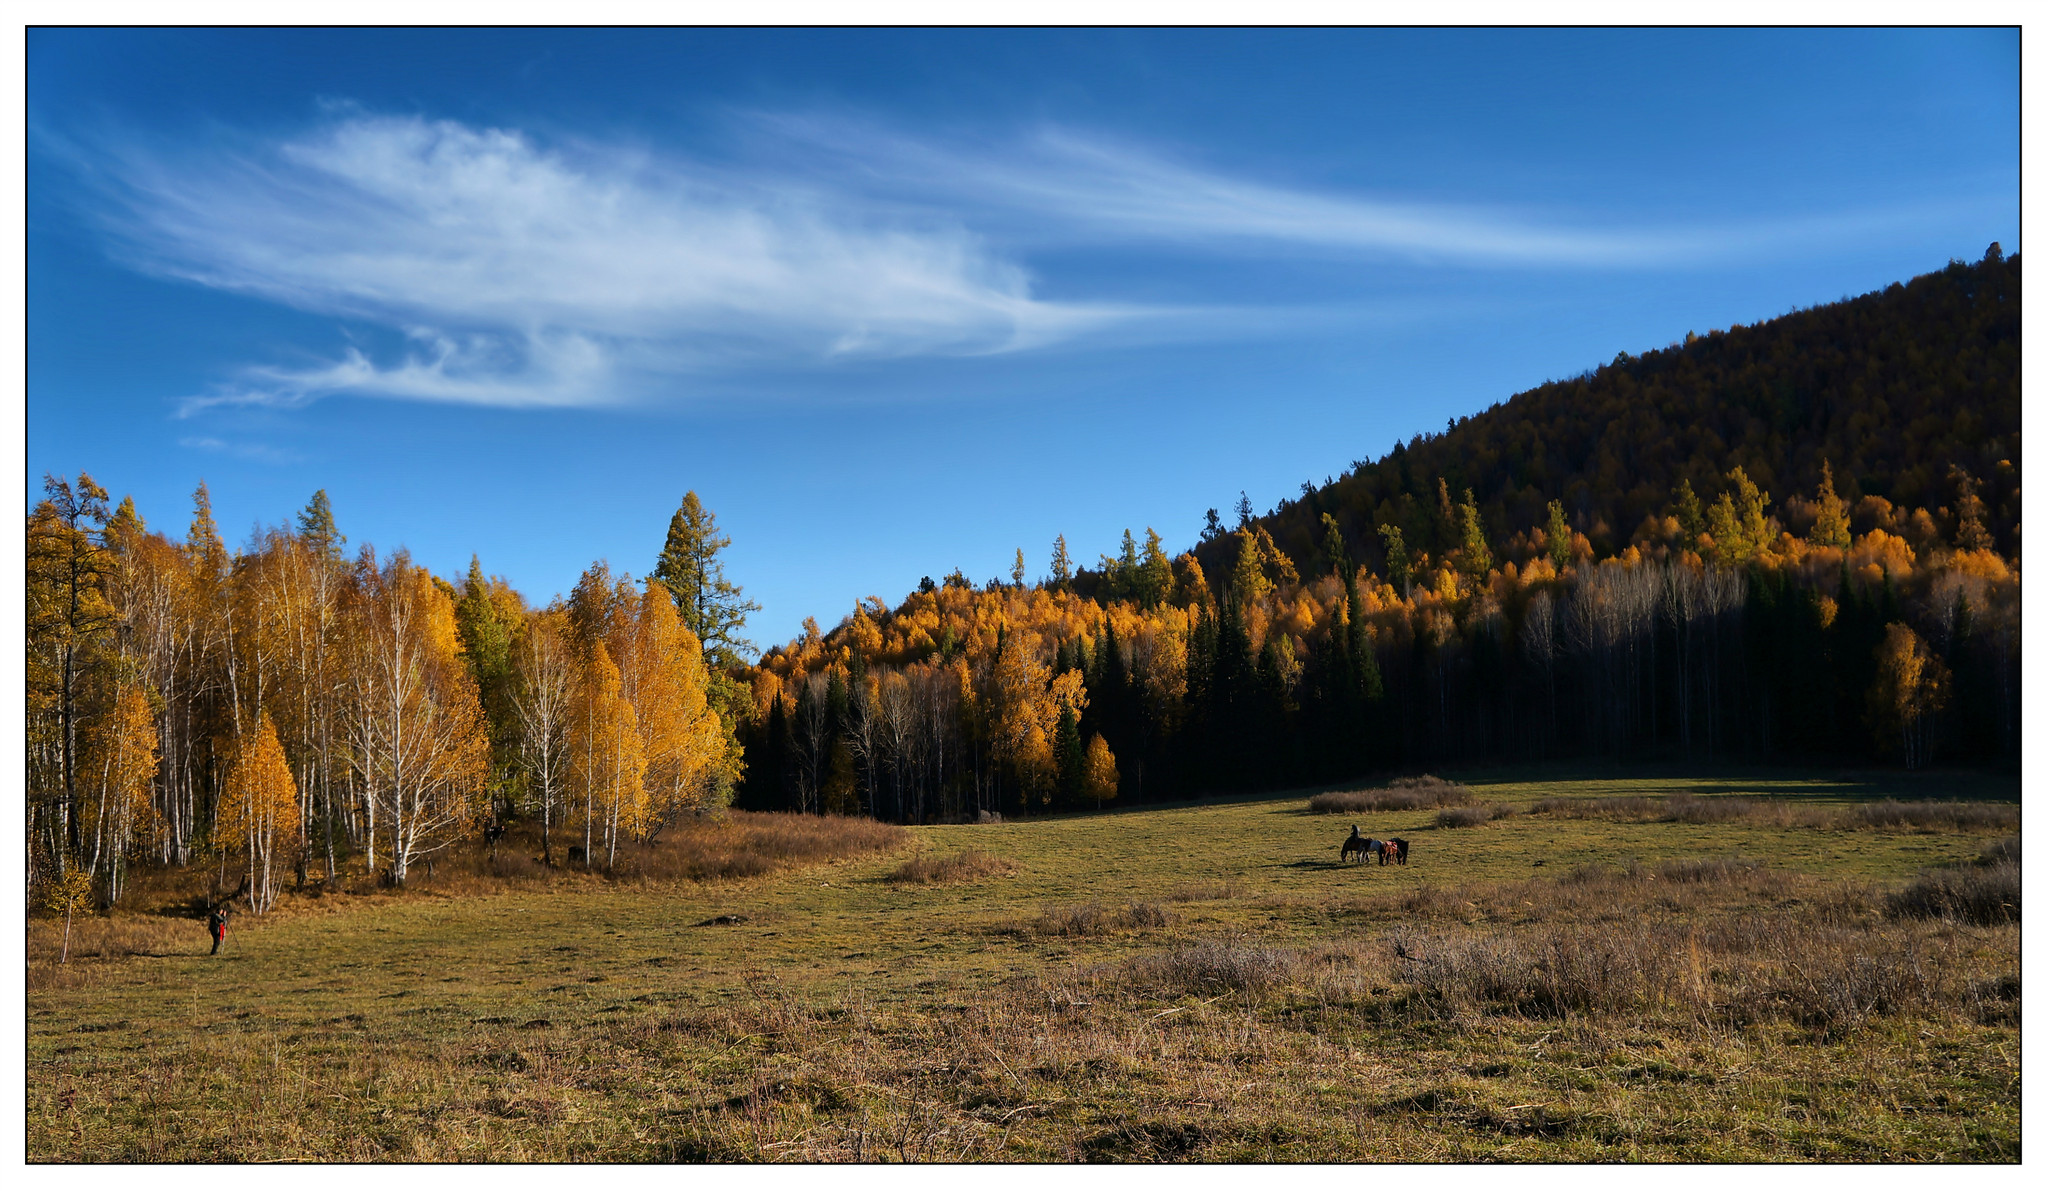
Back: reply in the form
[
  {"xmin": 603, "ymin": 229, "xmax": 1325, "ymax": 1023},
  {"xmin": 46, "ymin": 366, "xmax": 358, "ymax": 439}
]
[
  {"xmin": 1120, "ymin": 939, "xmax": 1300, "ymax": 996},
  {"xmin": 26, "ymin": 777, "xmax": 2021, "ymax": 1162},
  {"xmin": 1528, "ymin": 793, "xmax": 2018, "ymax": 833},
  {"xmin": 1531, "ymin": 794, "xmax": 1661, "ymax": 818},
  {"xmin": 1435, "ymin": 803, "xmax": 1516, "ymax": 828},
  {"xmin": 884, "ymin": 849, "xmax": 1021, "ymax": 885},
  {"xmin": 1309, "ymin": 774, "xmax": 1473, "ymax": 813},
  {"xmin": 1886, "ymin": 861, "xmax": 2020, "ymax": 926},
  {"xmin": 1012, "ymin": 901, "xmax": 1172, "ymax": 937},
  {"xmin": 1163, "ymin": 880, "xmax": 1243, "ymax": 902}
]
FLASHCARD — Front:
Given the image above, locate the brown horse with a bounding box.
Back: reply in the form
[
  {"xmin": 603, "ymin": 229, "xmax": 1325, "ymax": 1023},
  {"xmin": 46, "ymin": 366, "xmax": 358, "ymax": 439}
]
[
  {"xmin": 1340, "ymin": 827, "xmax": 1370, "ymax": 864},
  {"xmin": 1386, "ymin": 837, "xmax": 1409, "ymax": 866}
]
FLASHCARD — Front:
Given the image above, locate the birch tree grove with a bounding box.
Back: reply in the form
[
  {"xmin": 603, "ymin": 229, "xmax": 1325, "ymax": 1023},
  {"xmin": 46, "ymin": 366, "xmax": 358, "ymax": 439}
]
[
  {"xmin": 22, "ymin": 483, "xmax": 751, "ymax": 910},
  {"xmin": 344, "ymin": 549, "xmax": 491, "ymax": 886}
]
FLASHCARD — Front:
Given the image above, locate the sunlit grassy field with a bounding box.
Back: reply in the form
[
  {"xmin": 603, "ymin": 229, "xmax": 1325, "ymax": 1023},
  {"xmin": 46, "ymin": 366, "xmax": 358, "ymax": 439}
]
[{"xmin": 26, "ymin": 768, "xmax": 2019, "ymax": 1162}]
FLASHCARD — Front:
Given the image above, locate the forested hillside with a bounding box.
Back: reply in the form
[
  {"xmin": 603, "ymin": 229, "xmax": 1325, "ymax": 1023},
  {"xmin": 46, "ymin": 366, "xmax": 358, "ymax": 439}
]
[
  {"xmin": 1212, "ymin": 245, "xmax": 2019, "ymax": 583},
  {"xmin": 735, "ymin": 248, "xmax": 2019, "ymax": 820}
]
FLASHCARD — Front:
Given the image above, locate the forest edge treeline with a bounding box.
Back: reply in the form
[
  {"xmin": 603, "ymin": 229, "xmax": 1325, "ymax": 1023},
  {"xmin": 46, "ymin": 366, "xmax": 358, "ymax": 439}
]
[{"xmin": 24, "ymin": 248, "xmax": 2019, "ymax": 914}]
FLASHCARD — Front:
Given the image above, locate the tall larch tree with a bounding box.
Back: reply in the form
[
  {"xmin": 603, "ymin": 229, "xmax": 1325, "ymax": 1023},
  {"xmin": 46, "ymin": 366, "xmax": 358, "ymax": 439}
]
[
  {"xmin": 653, "ymin": 492, "xmax": 760, "ymax": 670},
  {"xmin": 1050, "ymin": 535, "xmax": 1074, "ymax": 590},
  {"xmin": 1810, "ymin": 461, "xmax": 1851, "ymax": 550}
]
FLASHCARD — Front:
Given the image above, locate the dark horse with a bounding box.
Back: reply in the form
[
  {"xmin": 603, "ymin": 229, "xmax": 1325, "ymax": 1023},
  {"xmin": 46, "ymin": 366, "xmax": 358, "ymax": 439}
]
[
  {"xmin": 1340, "ymin": 826, "xmax": 1371, "ymax": 864},
  {"xmin": 1387, "ymin": 837, "xmax": 1410, "ymax": 866}
]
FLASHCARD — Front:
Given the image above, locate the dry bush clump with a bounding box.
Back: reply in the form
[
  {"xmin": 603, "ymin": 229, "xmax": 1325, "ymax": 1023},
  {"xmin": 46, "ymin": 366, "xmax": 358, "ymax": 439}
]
[
  {"xmin": 1122, "ymin": 939, "xmax": 1300, "ymax": 996},
  {"xmin": 884, "ymin": 849, "xmax": 1020, "ymax": 885},
  {"xmin": 630, "ymin": 813, "xmax": 909, "ymax": 881},
  {"xmin": 1019, "ymin": 901, "xmax": 1171, "ymax": 937},
  {"xmin": 1435, "ymin": 803, "xmax": 1514, "ymax": 828},
  {"xmin": 1886, "ymin": 861, "xmax": 2019, "ymax": 925},
  {"xmin": 1163, "ymin": 880, "xmax": 1242, "ymax": 902},
  {"xmin": 1977, "ymin": 835, "xmax": 2019, "ymax": 865},
  {"xmin": 1385, "ymin": 905, "xmax": 1994, "ymax": 1032},
  {"xmin": 25, "ymin": 912, "xmax": 195, "ymax": 967},
  {"xmin": 1530, "ymin": 795, "xmax": 1660, "ymax": 819},
  {"xmin": 1661, "ymin": 793, "xmax": 1767, "ymax": 823},
  {"xmin": 1529, "ymin": 792, "xmax": 2016, "ymax": 834},
  {"xmin": 1309, "ymin": 775, "xmax": 1473, "ymax": 814},
  {"xmin": 1850, "ymin": 800, "xmax": 2020, "ymax": 831},
  {"xmin": 1655, "ymin": 856, "xmax": 1766, "ymax": 883}
]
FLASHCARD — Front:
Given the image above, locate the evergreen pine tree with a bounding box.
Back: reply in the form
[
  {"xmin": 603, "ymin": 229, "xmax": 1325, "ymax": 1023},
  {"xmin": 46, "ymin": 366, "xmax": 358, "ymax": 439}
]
[
  {"xmin": 1549, "ymin": 499, "xmax": 1577, "ymax": 569},
  {"xmin": 1053, "ymin": 705, "xmax": 1084, "ymax": 809},
  {"xmin": 1319, "ymin": 512, "xmax": 1351, "ymax": 580},
  {"xmin": 1137, "ymin": 528, "xmax": 1173, "ymax": 609},
  {"xmin": 1377, "ymin": 523, "xmax": 1412, "ymax": 594},
  {"xmin": 297, "ymin": 489, "xmax": 346, "ymax": 562},
  {"xmin": 653, "ymin": 492, "xmax": 760, "ymax": 669},
  {"xmin": 1050, "ymin": 535, "xmax": 1074, "ymax": 590},
  {"xmin": 1458, "ymin": 488, "xmax": 1493, "ymax": 577}
]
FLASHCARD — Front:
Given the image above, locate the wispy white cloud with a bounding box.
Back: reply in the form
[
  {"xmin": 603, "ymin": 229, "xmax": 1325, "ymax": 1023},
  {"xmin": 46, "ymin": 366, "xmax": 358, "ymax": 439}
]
[
  {"xmin": 72, "ymin": 113, "xmax": 1152, "ymax": 412},
  {"xmin": 752, "ymin": 114, "xmax": 1975, "ymax": 269},
  {"xmin": 59, "ymin": 107, "xmax": 1940, "ymax": 414},
  {"xmin": 750, "ymin": 118, "xmax": 1692, "ymax": 267}
]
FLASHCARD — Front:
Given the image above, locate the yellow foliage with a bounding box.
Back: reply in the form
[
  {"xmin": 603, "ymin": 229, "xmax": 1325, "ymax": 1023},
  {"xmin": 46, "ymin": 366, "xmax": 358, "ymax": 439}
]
[
  {"xmin": 1082, "ymin": 733, "xmax": 1118, "ymax": 805},
  {"xmin": 1849, "ymin": 529, "xmax": 1916, "ymax": 580},
  {"xmin": 216, "ymin": 713, "xmax": 299, "ymax": 913}
]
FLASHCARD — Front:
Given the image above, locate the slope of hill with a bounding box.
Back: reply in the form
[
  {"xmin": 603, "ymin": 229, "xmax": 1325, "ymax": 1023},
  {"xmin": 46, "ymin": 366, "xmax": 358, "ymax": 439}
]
[{"xmin": 1203, "ymin": 246, "xmax": 2018, "ymax": 583}]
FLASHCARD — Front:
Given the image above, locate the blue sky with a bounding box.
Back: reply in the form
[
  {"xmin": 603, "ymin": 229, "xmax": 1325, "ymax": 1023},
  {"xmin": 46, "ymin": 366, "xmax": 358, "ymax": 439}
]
[{"xmin": 27, "ymin": 28, "xmax": 2018, "ymax": 653}]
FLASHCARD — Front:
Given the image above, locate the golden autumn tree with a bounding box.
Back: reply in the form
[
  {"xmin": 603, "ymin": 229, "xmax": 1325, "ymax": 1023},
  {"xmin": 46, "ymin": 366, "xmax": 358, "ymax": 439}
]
[
  {"xmin": 1082, "ymin": 732, "xmax": 1118, "ymax": 809},
  {"xmin": 83, "ymin": 683, "xmax": 161, "ymax": 905},
  {"xmin": 626, "ymin": 582, "xmax": 732, "ymax": 835},
  {"xmin": 1809, "ymin": 459, "xmax": 1851, "ymax": 550},
  {"xmin": 216, "ymin": 712, "xmax": 299, "ymax": 914},
  {"xmin": 988, "ymin": 632, "xmax": 1069, "ymax": 808},
  {"xmin": 570, "ymin": 640, "xmax": 645, "ymax": 870},
  {"xmin": 1869, "ymin": 621, "xmax": 1950, "ymax": 770}
]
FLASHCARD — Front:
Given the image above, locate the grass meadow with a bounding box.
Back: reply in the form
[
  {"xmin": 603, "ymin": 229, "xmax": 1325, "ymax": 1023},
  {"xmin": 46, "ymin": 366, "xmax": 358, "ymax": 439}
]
[{"xmin": 25, "ymin": 768, "xmax": 2019, "ymax": 1162}]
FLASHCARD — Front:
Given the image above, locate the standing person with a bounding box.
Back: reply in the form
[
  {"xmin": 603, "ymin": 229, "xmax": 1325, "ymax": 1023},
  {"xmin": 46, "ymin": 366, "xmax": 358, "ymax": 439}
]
[{"xmin": 207, "ymin": 905, "xmax": 229, "ymax": 955}]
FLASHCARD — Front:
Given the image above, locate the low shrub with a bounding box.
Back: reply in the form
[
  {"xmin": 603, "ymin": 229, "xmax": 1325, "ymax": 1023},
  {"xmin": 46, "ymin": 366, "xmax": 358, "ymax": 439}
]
[
  {"xmin": 1531, "ymin": 795, "xmax": 1660, "ymax": 820},
  {"xmin": 1025, "ymin": 900, "xmax": 1171, "ymax": 936},
  {"xmin": 1886, "ymin": 861, "xmax": 2019, "ymax": 925},
  {"xmin": 1436, "ymin": 803, "xmax": 1513, "ymax": 828},
  {"xmin": 1163, "ymin": 880, "xmax": 1242, "ymax": 903},
  {"xmin": 1124, "ymin": 940, "xmax": 1299, "ymax": 995},
  {"xmin": 1662, "ymin": 793, "xmax": 1757, "ymax": 823},
  {"xmin": 1388, "ymin": 909, "xmax": 1977, "ymax": 1031},
  {"xmin": 885, "ymin": 849, "xmax": 1020, "ymax": 886},
  {"xmin": 1655, "ymin": 856, "xmax": 1765, "ymax": 883},
  {"xmin": 1850, "ymin": 800, "xmax": 2020, "ymax": 831},
  {"xmin": 1977, "ymin": 835, "xmax": 2020, "ymax": 866},
  {"xmin": 1309, "ymin": 775, "xmax": 1473, "ymax": 814},
  {"xmin": 617, "ymin": 813, "xmax": 910, "ymax": 882}
]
